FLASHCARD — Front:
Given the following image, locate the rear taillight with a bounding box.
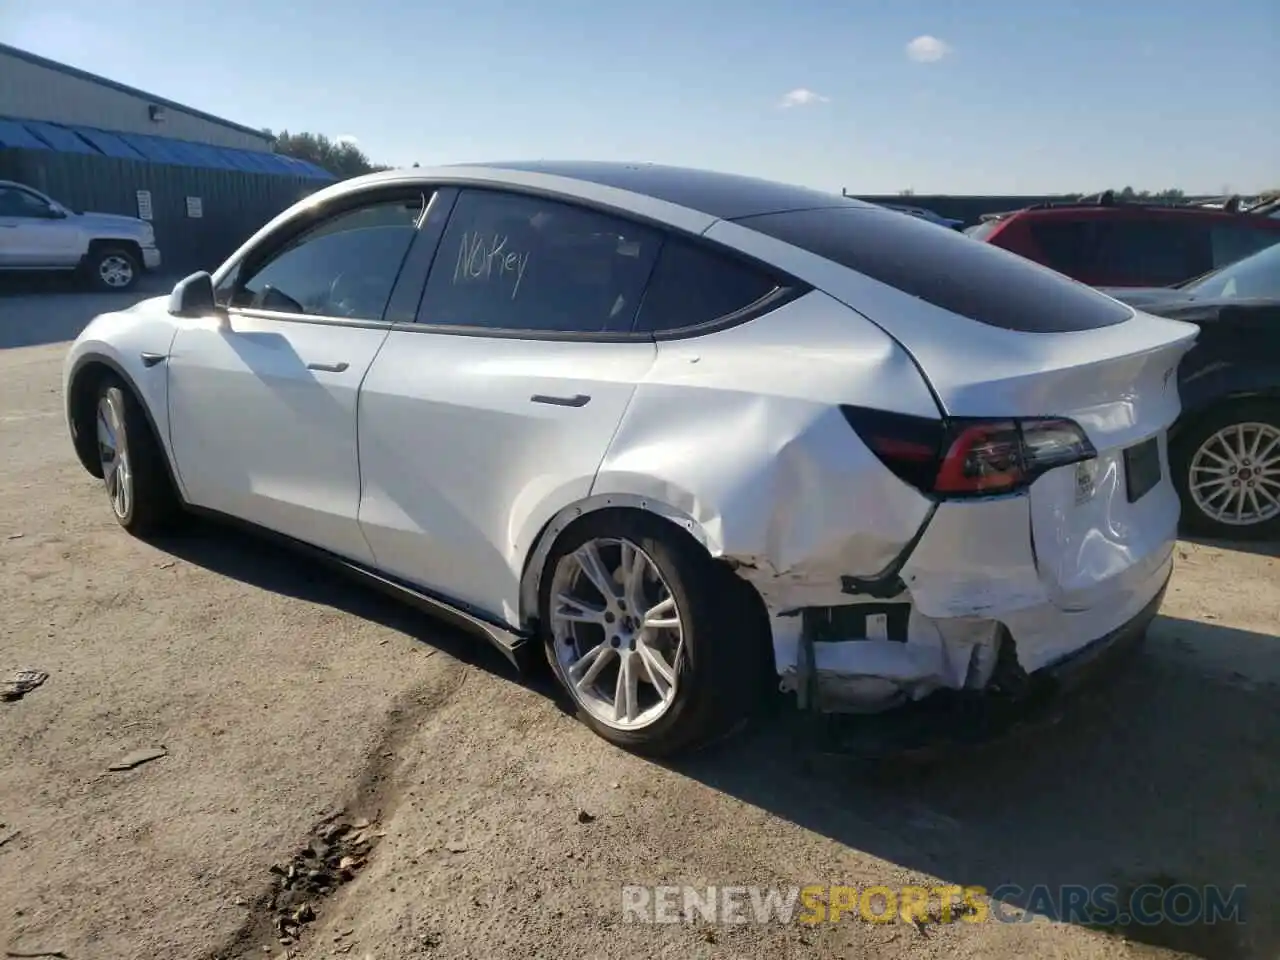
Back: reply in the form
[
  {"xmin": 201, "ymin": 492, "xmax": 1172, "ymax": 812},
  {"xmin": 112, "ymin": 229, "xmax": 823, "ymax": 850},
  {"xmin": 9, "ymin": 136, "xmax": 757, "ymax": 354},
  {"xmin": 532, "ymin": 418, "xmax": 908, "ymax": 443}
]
[{"xmin": 841, "ymin": 406, "xmax": 1096, "ymax": 498}]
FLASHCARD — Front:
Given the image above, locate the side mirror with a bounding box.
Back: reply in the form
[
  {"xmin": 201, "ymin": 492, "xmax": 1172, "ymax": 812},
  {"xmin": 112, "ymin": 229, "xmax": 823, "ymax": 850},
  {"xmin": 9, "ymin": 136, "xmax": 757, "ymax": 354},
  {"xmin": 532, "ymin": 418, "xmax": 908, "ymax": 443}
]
[
  {"xmin": 46, "ymin": 205, "xmax": 68, "ymax": 219},
  {"xmin": 168, "ymin": 271, "xmax": 223, "ymax": 320}
]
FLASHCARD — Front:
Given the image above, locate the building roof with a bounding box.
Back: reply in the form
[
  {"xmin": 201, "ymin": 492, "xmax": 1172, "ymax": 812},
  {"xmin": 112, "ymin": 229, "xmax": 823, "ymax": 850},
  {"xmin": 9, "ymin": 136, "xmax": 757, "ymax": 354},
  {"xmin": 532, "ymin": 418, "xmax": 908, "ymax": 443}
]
[
  {"xmin": 0, "ymin": 115, "xmax": 334, "ymax": 180},
  {"xmin": 0, "ymin": 41, "xmax": 271, "ymax": 142}
]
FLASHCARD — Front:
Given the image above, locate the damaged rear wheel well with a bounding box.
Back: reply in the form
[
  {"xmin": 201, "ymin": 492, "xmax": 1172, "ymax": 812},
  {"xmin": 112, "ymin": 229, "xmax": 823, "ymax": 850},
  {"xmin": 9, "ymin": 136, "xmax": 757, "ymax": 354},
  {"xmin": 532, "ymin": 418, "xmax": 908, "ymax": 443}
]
[{"xmin": 522, "ymin": 505, "xmax": 775, "ymax": 694}]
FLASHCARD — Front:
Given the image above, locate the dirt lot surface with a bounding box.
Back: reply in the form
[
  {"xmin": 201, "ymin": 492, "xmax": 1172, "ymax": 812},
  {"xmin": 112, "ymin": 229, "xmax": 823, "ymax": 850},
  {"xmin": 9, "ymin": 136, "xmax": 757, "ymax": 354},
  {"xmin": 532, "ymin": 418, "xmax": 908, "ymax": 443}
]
[{"xmin": 2, "ymin": 286, "xmax": 1278, "ymax": 960}]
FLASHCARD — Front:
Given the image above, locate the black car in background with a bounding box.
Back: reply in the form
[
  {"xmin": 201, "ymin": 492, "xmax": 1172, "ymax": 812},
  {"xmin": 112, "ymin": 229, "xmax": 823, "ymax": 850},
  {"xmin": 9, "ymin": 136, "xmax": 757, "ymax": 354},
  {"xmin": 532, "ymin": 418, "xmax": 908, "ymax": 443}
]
[{"xmin": 1106, "ymin": 240, "xmax": 1280, "ymax": 540}]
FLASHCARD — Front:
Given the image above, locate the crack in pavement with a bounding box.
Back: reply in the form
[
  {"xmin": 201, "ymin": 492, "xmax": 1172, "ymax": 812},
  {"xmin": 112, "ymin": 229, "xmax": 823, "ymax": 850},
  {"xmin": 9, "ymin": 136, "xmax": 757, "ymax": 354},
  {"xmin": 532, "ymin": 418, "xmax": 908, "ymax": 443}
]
[{"xmin": 205, "ymin": 656, "xmax": 468, "ymax": 960}]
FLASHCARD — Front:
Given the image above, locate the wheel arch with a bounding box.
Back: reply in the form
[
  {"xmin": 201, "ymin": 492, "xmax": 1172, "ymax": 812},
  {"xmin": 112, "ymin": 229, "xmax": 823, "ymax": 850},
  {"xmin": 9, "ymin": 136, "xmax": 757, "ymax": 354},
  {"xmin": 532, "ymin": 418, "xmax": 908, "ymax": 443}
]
[
  {"xmin": 516, "ymin": 492, "xmax": 716, "ymax": 629},
  {"xmin": 86, "ymin": 237, "xmax": 144, "ymax": 258},
  {"xmin": 1172, "ymin": 386, "xmax": 1280, "ymax": 445},
  {"xmin": 66, "ymin": 352, "xmax": 183, "ymax": 499}
]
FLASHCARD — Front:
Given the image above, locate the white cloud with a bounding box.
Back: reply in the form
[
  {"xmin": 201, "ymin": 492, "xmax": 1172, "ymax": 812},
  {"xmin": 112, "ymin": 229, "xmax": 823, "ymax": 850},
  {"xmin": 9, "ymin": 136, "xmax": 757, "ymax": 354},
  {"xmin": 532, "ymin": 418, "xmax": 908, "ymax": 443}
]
[
  {"xmin": 334, "ymin": 134, "xmax": 360, "ymax": 147},
  {"xmin": 905, "ymin": 35, "xmax": 951, "ymax": 63},
  {"xmin": 778, "ymin": 88, "xmax": 830, "ymax": 109}
]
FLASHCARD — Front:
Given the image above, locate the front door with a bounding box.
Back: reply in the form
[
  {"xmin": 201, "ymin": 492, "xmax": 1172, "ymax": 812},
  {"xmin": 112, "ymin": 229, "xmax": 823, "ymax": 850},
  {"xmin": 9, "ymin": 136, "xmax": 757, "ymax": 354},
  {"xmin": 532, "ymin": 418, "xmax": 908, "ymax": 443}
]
[
  {"xmin": 0, "ymin": 185, "xmax": 79, "ymax": 268},
  {"xmin": 356, "ymin": 187, "xmax": 664, "ymax": 623},
  {"xmin": 166, "ymin": 191, "xmax": 426, "ymax": 563}
]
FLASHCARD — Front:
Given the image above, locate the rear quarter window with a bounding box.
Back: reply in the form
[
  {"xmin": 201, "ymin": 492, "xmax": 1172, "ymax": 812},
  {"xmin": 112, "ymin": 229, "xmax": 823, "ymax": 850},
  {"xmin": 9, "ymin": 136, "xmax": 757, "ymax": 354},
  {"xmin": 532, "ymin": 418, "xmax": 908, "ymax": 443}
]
[
  {"xmin": 733, "ymin": 205, "xmax": 1133, "ymax": 333},
  {"xmin": 634, "ymin": 237, "xmax": 783, "ymax": 334}
]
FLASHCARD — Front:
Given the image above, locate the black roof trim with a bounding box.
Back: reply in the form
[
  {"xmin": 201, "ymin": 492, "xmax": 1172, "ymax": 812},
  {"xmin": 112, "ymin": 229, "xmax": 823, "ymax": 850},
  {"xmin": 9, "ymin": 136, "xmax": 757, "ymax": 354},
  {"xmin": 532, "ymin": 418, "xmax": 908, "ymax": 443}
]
[
  {"xmin": 480, "ymin": 160, "xmax": 864, "ymax": 221},
  {"xmin": 0, "ymin": 42, "xmax": 272, "ymax": 142}
]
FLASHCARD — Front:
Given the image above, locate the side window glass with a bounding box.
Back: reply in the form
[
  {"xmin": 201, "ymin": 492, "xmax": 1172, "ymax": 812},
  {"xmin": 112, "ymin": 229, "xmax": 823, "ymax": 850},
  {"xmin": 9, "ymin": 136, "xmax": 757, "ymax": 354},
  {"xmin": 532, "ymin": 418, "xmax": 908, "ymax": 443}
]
[
  {"xmin": 1028, "ymin": 221, "xmax": 1097, "ymax": 276},
  {"xmin": 417, "ymin": 189, "xmax": 661, "ymax": 334},
  {"xmin": 230, "ymin": 197, "xmax": 423, "ymax": 320},
  {"xmin": 0, "ymin": 187, "xmax": 52, "ymax": 218},
  {"xmin": 635, "ymin": 237, "xmax": 779, "ymax": 333},
  {"xmin": 1211, "ymin": 225, "xmax": 1278, "ymax": 268},
  {"xmin": 1094, "ymin": 221, "xmax": 1210, "ymax": 285}
]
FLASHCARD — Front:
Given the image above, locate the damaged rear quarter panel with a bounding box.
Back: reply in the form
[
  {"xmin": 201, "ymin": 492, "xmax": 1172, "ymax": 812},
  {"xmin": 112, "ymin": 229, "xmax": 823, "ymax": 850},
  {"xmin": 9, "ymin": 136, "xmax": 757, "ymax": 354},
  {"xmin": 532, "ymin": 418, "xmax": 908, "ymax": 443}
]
[
  {"xmin": 589, "ymin": 290, "xmax": 938, "ymax": 606},
  {"xmin": 897, "ymin": 495, "xmax": 1051, "ymax": 619}
]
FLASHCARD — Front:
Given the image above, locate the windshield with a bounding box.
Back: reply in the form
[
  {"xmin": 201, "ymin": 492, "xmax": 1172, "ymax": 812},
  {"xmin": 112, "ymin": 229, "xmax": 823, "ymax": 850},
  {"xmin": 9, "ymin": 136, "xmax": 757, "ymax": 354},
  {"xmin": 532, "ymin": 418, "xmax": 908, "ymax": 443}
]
[{"xmin": 1185, "ymin": 238, "xmax": 1280, "ymax": 300}]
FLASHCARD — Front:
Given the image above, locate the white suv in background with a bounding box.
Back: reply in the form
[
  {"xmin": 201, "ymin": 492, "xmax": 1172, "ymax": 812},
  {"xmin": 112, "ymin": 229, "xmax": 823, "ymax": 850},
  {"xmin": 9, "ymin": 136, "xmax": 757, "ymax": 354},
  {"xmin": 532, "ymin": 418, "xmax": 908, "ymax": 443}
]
[{"xmin": 0, "ymin": 179, "xmax": 161, "ymax": 291}]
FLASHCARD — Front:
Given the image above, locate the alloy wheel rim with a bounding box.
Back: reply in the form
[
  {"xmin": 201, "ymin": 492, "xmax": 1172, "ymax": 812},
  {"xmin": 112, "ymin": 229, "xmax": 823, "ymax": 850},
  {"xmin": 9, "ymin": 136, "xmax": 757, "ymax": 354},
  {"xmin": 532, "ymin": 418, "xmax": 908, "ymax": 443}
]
[
  {"xmin": 97, "ymin": 393, "xmax": 132, "ymax": 519},
  {"xmin": 548, "ymin": 538, "xmax": 684, "ymax": 731},
  {"xmin": 1188, "ymin": 421, "xmax": 1280, "ymax": 526},
  {"xmin": 98, "ymin": 256, "xmax": 134, "ymax": 288}
]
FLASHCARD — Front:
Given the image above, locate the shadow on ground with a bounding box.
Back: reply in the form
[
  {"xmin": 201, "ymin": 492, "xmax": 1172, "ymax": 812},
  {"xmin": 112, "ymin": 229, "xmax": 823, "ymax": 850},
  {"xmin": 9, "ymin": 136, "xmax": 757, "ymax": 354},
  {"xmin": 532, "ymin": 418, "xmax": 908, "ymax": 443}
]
[
  {"xmin": 155, "ymin": 520, "xmax": 1278, "ymax": 960},
  {"xmin": 679, "ymin": 617, "xmax": 1279, "ymax": 960},
  {"xmin": 150, "ymin": 517, "xmax": 556, "ymax": 693}
]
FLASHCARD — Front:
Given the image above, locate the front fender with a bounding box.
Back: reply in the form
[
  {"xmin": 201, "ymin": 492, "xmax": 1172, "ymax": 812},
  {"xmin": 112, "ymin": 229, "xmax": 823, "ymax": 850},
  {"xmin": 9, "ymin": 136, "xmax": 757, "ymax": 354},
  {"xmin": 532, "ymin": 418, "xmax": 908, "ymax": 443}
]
[{"xmin": 64, "ymin": 300, "xmax": 181, "ymax": 488}]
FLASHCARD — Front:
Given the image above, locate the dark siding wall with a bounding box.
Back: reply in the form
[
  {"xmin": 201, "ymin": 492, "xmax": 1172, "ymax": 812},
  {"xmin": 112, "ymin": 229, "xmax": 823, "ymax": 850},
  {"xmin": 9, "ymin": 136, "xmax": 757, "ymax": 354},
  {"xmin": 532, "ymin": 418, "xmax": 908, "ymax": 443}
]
[{"xmin": 0, "ymin": 148, "xmax": 324, "ymax": 274}]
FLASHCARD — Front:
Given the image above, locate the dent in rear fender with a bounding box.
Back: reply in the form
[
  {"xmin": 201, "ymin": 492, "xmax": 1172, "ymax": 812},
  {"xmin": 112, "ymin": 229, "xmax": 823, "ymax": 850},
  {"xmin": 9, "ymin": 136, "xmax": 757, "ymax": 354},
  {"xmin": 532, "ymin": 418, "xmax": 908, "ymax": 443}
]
[
  {"xmin": 582, "ymin": 291, "xmax": 939, "ymax": 609},
  {"xmin": 898, "ymin": 496, "xmax": 1052, "ymax": 618}
]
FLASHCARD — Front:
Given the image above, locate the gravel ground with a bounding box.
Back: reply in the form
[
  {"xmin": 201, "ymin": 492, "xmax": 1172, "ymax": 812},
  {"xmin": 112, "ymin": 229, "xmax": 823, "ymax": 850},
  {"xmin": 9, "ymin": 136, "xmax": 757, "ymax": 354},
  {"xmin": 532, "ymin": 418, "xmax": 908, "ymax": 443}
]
[{"xmin": 1, "ymin": 289, "xmax": 1277, "ymax": 960}]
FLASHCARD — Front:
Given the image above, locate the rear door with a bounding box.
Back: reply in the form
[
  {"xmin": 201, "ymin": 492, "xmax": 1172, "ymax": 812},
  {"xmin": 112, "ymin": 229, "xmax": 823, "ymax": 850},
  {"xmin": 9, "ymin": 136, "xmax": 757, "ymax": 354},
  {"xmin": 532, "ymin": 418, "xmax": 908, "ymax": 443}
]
[{"xmin": 356, "ymin": 187, "xmax": 663, "ymax": 623}]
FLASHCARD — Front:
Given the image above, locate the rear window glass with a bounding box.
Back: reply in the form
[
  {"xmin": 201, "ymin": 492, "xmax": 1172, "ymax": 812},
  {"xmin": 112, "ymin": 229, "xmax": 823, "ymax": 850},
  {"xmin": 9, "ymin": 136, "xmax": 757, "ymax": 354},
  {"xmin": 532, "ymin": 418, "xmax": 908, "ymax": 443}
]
[
  {"xmin": 1028, "ymin": 221, "xmax": 1096, "ymax": 275},
  {"xmin": 734, "ymin": 205, "xmax": 1133, "ymax": 332}
]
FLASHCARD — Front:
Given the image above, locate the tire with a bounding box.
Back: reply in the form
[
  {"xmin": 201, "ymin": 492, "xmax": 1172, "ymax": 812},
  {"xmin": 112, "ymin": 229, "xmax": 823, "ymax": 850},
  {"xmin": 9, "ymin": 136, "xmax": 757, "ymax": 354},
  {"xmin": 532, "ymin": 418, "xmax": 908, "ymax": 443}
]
[
  {"xmin": 94, "ymin": 377, "xmax": 181, "ymax": 536},
  {"xmin": 1170, "ymin": 400, "xmax": 1280, "ymax": 541},
  {"xmin": 85, "ymin": 246, "xmax": 140, "ymax": 292},
  {"xmin": 539, "ymin": 510, "xmax": 767, "ymax": 757}
]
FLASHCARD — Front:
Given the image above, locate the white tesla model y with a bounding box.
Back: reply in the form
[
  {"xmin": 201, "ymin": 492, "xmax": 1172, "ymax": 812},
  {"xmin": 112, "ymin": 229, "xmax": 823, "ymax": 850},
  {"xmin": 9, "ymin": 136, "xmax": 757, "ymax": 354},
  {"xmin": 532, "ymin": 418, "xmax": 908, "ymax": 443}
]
[{"xmin": 64, "ymin": 162, "xmax": 1198, "ymax": 756}]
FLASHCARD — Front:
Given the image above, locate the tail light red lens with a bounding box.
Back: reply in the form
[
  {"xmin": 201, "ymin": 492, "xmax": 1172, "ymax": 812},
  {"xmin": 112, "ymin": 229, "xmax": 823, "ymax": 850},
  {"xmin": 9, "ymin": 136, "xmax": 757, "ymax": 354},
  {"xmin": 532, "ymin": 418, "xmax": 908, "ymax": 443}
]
[{"xmin": 841, "ymin": 407, "xmax": 1096, "ymax": 498}]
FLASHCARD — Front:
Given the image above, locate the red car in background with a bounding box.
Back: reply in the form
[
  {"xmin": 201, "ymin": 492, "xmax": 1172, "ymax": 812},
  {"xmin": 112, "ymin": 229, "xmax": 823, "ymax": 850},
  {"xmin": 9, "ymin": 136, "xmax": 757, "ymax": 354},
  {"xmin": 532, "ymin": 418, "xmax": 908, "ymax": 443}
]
[{"xmin": 969, "ymin": 195, "xmax": 1280, "ymax": 287}]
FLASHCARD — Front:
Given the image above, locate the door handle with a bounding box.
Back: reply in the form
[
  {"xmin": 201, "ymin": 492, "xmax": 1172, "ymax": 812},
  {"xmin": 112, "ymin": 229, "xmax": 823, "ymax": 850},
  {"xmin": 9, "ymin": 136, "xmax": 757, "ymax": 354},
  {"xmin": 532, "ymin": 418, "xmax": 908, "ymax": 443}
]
[
  {"xmin": 306, "ymin": 361, "xmax": 350, "ymax": 373},
  {"xmin": 531, "ymin": 394, "xmax": 591, "ymax": 408}
]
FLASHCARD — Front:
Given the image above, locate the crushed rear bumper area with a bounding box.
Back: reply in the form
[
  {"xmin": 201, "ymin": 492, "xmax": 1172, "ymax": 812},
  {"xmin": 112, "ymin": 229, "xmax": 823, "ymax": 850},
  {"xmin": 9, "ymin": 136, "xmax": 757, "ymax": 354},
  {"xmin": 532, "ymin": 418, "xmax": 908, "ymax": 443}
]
[{"xmin": 805, "ymin": 571, "xmax": 1170, "ymax": 760}]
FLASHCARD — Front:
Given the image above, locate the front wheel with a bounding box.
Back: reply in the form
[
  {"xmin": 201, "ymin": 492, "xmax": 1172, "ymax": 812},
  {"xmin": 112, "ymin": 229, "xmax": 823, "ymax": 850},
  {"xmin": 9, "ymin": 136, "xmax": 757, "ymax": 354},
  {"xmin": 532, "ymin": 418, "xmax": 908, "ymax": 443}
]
[
  {"xmin": 539, "ymin": 511, "xmax": 764, "ymax": 757},
  {"xmin": 1171, "ymin": 401, "xmax": 1280, "ymax": 541},
  {"xmin": 95, "ymin": 378, "xmax": 180, "ymax": 536}
]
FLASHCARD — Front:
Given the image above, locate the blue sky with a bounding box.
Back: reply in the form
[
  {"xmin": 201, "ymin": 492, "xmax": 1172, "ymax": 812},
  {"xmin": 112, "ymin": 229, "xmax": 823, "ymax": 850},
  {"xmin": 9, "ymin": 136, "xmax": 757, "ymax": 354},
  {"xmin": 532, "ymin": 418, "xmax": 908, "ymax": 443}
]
[{"xmin": 3, "ymin": 0, "xmax": 1276, "ymax": 194}]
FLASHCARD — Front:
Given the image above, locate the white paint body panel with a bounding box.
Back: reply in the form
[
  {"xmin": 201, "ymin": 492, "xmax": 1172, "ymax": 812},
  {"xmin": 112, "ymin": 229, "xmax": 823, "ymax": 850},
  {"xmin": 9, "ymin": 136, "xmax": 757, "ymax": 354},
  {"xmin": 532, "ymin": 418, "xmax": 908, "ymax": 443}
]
[
  {"xmin": 357, "ymin": 332, "xmax": 657, "ymax": 623},
  {"xmin": 63, "ymin": 297, "xmax": 183, "ymax": 482},
  {"xmin": 699, "ymin": 217, "xmax": 1195, "ymax": 691},
  {"xmin": 166, "ymin": 312, "xmax": 390, "ymax": 564},
  {"xmin": 591, "ymin": 291, "xmax": 937, "ymax": 594}
]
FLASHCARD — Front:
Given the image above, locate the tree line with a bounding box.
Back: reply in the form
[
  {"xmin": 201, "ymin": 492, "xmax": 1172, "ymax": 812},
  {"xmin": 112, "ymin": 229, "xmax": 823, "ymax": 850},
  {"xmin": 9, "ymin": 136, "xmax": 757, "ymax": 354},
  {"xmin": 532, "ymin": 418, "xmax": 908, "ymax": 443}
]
[{"xmin": 261, "ymin": 129, "xmax": 399, "ymax": 179}]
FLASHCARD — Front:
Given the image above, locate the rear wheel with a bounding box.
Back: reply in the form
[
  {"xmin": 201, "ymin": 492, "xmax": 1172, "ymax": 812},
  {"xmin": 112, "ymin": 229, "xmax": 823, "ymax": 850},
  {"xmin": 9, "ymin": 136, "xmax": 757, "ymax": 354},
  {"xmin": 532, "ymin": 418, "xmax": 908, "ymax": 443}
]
[
  {"xmin": 1172, "ymin": 400, "xmax": 1280, "ymax": 541},
  {"xmin": 539, "ymin": 511, "xmax": 764, "ymax": 757},
  {"xmin": 95, "ymin": 377, "xmax": 180, "ymax": 536},
  {"xmin": 86, "ymin": 246, "xmax": 140, "ymax": 291}
]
